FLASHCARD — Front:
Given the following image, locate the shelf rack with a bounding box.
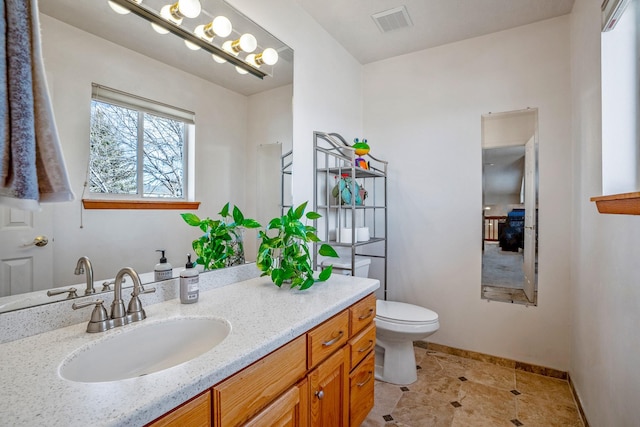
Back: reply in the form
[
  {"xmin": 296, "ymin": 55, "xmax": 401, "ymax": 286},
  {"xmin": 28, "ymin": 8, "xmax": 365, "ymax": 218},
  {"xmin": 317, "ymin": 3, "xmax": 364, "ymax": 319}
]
[{"xmin": 312, "ymin": 132, "xmax": 388, "ymax": 300}]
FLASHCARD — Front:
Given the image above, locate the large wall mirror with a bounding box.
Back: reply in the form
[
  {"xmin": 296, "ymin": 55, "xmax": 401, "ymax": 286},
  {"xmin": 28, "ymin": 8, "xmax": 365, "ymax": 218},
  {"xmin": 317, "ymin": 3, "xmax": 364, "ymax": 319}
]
[
  {"xmin": 0, "ymin": 0, "xmax": 293, "ymax": 313},
  {"xmin": 481, "ymin": 109, "xmax": 538, "ymax": 306}
]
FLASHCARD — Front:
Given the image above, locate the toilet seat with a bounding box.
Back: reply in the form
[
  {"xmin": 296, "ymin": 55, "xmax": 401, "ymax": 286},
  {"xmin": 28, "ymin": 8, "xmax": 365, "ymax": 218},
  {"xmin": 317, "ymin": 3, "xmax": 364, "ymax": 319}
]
[{"xmin": 376, "ymin": 300, "xmax": 439, "ymax": 326}]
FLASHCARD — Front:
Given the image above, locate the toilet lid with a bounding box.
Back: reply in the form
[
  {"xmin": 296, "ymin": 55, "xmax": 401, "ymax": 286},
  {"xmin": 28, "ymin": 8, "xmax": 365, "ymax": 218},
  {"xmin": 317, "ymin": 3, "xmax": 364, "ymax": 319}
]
[{"xmin": 376, "ymin": 300, "xmax": 438, "ymax": 324}]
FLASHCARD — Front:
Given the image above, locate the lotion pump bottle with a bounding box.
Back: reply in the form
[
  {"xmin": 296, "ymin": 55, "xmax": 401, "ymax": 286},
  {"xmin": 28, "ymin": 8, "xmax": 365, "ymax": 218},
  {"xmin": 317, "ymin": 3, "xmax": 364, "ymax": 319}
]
[
  {"xmin": 180, "ymin": 254, "xmax": 199, "ymax": 304},
  {"xmin": 154, "ymin": 250, "xmax": 173, "ymax": 281}
]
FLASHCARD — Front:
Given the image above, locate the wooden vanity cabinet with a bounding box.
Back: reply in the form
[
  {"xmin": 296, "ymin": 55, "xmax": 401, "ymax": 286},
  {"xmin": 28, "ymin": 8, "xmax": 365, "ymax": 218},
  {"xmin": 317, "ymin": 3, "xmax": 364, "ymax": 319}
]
[
  {"xmin": 147, "ymin": 293, "xmax": 376, "ymax": 427},
  {"xmin": 147, "ymin": 390, "xmax": 211, "ymax": 427}
]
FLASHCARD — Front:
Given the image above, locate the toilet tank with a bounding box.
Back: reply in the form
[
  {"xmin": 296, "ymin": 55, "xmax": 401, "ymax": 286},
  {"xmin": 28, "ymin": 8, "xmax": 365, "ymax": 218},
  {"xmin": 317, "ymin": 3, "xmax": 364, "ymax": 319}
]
[{"xmin": 321, "ymin": 256, "xmax": 371, "ymax": 278}]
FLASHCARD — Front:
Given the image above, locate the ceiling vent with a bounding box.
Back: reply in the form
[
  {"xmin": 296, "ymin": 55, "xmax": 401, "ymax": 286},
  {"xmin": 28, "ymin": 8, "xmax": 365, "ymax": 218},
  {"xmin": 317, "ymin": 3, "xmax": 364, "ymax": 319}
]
[{"xmin": 372, "ymin": 6, "xmax": 413, "ymax": 33}]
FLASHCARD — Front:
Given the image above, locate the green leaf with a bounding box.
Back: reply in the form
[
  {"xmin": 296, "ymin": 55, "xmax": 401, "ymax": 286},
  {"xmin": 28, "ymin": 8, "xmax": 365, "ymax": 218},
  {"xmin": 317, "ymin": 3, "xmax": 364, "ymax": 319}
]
[
  {"xmin": 181, "ymin": 212, "xmax": 201, "ymax": 226},
  {"xmin": 232, "ymin": 205, "xmax": 244, "ymax": 224},
  {"xmin": 306, "ymin": 232, "xmax": 320, "ymax": 242},
  {"xmin": 318, "ymin": 266, "xmax": 333, "ymax": 281},
  {"xmin": 318, "ymin": 244, "xmax": 339, "ymax": 258},
  {"xmin": 300, "ymin": 277, "xmax": 315, "ymax": 290},
  {"xmin": 294, "ymin": 202, "xmax": 308, "ymax": 219},
  {"xmin": 306, "ymin": 211, "xmax": 322, "ymax": 220},
  {"xmin": 219, "ymin": 202, "xmax": 230, "ymax": 218},
  {"xmin": 242, "ymin": 218, "xmax": 261, "ymax": 229},
  {"xmin": 268, "ymin": 217, "xmax": 283, "ymax": 229}
]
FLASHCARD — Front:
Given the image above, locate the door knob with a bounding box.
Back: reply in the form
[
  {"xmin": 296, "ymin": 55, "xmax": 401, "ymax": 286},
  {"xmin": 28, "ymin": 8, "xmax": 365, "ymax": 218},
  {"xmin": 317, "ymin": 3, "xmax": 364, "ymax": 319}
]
[{"xmin": 25, "ymin": 236, "xmax": 49, "ymax": 247}]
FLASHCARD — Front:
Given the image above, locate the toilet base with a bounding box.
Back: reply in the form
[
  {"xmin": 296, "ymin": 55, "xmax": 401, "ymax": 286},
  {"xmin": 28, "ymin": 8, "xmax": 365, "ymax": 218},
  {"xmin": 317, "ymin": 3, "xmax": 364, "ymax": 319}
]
[{"xmin": 374, "ymin": 339, "xmax": 418, "ymax": 385}]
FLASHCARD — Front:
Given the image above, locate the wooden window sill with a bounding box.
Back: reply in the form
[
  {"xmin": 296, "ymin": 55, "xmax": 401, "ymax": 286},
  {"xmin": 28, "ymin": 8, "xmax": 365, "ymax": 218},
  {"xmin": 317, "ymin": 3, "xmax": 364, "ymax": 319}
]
[
  {"xmin": 82, "ymin": 199, "xmax": 200, "ymax": 210},
  {"xmin": 590, "ymin": 192, "xmax": 640, "ymax": 215}
]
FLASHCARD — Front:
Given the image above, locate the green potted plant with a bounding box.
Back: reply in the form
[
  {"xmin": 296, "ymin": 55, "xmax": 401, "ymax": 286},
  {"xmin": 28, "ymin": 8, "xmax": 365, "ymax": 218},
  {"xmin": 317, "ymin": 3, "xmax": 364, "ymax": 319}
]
[
  {"xmin": 257, "ymin": 201, "xmax": 339, "ymax": 290},
  {"xmin": 181, "ymin": 203, "xmax": 261, "ymax": 270}
]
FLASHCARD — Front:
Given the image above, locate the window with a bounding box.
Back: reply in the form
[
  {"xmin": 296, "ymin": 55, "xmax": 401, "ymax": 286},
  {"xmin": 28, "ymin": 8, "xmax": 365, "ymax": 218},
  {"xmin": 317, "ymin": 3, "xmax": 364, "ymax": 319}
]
[{"xmin": 89, "ymin": 84, "xmax": 195, "ymax": 200}]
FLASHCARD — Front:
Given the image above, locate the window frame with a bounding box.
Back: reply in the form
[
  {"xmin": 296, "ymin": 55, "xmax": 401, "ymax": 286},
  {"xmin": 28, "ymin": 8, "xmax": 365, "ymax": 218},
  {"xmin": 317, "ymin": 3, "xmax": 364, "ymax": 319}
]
[{"xmin": 87, "ymin": 83, "xmax": 195, "ymax": 203}]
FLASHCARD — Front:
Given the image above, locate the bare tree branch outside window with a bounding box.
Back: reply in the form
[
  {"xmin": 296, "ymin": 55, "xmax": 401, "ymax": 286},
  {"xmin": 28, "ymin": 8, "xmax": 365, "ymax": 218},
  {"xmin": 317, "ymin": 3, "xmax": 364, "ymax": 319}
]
[{"xmin": 89, "ymin": 100, "xmax": 186, "ymax": 198}]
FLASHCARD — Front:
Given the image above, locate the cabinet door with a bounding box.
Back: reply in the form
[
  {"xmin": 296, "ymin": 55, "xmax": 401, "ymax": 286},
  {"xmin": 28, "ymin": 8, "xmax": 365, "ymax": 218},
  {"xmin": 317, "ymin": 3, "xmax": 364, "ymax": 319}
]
[
  {"xmin": 147, "ymin": 390, "xmax": 211, "ymax": 427},
  {"xmin": 308, "ymin": 347, "xmax": 349, "ymax": 427},
  {"xmin": 349, "ymin": 351, "xmax": 375, "ymax": 427},
  {"xmin": 244, "ymin": 379, "xmax": 308, "ymax": 427}
]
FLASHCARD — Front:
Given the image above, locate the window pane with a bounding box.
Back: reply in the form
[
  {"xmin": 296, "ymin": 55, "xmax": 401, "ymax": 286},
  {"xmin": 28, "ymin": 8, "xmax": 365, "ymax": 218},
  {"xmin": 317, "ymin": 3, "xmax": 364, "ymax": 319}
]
[
  {"xmin": 89, "ymin": 101, "xmax": 138, "ymax": 194},
  {"xmin": 143, "ymin": 113, "xmax": 184, "ymax": 198}
]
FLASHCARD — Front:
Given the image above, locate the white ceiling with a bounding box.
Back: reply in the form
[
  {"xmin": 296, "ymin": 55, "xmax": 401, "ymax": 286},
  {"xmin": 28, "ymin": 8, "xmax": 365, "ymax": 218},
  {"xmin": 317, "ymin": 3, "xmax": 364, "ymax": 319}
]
[{"xmin": 297, "ymin": 0, "xmax": 575, "ymax": 64}]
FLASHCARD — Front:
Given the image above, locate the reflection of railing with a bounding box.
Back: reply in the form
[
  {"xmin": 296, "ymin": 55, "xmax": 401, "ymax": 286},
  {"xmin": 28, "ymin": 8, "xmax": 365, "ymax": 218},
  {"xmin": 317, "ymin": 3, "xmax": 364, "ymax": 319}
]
[{"xmin": 484, "ymin": 216, "xmax": 507, "ymax": 241}]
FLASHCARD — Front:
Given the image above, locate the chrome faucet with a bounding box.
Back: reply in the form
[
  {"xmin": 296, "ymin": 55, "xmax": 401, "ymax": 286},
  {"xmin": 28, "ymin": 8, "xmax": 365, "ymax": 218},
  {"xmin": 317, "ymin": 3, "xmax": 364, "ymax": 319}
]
[
  {"xmin": 73, "ymin": 267, "xmax": 155, "ymax": 333},
  {"xmin": 75, "ymin": 257, "xmax": 95, "ymax": 295},
  {"xmin": 111, "ymin": 267, "xmax": 155, "ymax": 327}
]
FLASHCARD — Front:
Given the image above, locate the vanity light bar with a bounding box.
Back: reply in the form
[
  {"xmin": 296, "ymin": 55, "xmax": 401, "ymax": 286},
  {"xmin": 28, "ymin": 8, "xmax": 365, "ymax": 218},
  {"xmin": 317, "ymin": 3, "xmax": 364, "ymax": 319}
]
[{"xmin": 108, "ymin": 0, "xmax": 266, "ymax": 79}]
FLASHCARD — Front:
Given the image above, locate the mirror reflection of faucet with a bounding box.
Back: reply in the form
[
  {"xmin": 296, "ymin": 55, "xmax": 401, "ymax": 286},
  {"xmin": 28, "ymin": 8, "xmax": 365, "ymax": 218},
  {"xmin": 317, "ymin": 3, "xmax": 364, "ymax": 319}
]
[
  {"xmin": 74, "ymin": 256, "xmax": 95, "ymax": 295},
  {"xmin": 72, "ymin": 267, "xmax": 156, "ymax": 333}
]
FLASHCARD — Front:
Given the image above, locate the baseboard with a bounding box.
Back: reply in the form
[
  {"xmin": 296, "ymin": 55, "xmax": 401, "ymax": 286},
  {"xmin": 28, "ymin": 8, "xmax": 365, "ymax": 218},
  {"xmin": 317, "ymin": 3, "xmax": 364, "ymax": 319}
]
[
  {"xmin": 418, "ymin": 341, "xmax": 566, "ymax": 379},
  {"xmin": 568, "ymin": 374, "xmax": 590, "ymax": 427}
]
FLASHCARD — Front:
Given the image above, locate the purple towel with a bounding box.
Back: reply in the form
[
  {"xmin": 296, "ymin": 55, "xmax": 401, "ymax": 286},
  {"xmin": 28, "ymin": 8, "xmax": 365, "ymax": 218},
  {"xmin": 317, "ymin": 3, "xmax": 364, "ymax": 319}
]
[{"xmin": 0, "ymin": 0, "xmax": 74, "ymax": 210}]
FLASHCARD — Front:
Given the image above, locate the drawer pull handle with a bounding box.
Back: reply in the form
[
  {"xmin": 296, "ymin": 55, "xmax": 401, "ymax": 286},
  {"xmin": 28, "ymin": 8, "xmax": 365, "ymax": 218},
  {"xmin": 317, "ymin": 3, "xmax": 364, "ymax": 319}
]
[
  {"xmin": 358, "ymin": 340, "xmax": 374, "ymax": 353},
  {"xmin": 315, "ymin": 389, "xmax": 324, "ymax": 400},
  {"xmin": 357, "ymin": 371, "xmax": 373, "ymax": 388},
  {"xmin": 358, "ymin": 308, "xmax": 374, "ymax": 320},
  {"xmin": 322, "ymin": 330, "xmax": 344, "ymax": 347}
]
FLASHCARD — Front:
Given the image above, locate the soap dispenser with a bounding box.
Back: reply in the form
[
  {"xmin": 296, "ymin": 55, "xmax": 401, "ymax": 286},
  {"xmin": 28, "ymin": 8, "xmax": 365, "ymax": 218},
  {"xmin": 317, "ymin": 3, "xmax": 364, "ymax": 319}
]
[
  {"xmin": 154, "ymin": 250, "xmax": 173, "ymax": 281},
  {"xmin": 180, "ymin": 254, "xmax": 199, "ymax": 304}
]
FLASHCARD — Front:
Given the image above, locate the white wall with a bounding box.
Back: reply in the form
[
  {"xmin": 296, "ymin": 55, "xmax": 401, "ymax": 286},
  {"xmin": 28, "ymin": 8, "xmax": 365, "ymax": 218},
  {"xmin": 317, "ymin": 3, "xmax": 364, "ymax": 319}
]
[
  {"xmin": 41, "ymin": 15, "xmax": 250, "ymax": 285},
  {"xmin": 227, "ymin": 0, "xmax": 364, "ymax": 206},
  {"xmin": 363, "ymin": 17, "xmax": 573, "ymax": 370},
  {"xmin": 570, "ymin": 0, "xmax": 640, "ymax": 424}
]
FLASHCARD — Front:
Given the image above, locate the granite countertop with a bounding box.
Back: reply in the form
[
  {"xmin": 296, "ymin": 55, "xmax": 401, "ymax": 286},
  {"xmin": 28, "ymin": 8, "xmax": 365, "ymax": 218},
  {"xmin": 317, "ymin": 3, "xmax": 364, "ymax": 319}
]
[{"xmin": 0, "ymin": 274, "xmax": 378, "ymax": 426}]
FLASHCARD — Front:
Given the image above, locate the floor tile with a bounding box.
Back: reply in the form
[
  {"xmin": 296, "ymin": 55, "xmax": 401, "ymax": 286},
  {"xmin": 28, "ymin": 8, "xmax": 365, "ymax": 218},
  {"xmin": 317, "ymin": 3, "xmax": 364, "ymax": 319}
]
[
  {"xmin": 364, "ymin": 345, "xmax": 584, "ymax": 427},
  {"xmin": 516, "ymin": 393, "xmax": 584, "ymax": 426},
  {"xmin": 515, "ymin": 370, "xmax": 575, "ymax": 406}
]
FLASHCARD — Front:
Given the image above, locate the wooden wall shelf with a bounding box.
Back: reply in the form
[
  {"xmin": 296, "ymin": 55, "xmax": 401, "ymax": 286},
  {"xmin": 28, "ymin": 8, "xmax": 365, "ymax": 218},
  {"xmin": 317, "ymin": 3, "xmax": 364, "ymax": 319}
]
[{"xmin": 590, "ymin": 192, "xmax": 640, "ymax": 215}]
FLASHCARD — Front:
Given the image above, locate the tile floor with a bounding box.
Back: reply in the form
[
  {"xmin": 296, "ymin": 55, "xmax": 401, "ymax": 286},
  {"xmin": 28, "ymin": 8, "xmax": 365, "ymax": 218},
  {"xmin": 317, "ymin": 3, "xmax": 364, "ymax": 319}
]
[{"xmin": 362, "ymin": 346, "xmax": 584, "ymax": 427}]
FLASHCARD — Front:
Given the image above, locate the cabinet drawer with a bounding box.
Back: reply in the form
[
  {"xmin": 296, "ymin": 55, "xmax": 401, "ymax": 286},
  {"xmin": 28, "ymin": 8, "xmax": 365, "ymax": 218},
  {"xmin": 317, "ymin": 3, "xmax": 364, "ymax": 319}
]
[
  {"xmin": 147, "ymin": 390, "xmax": 211, "ymax": 427},
  {"xmin": 349, "ymin": 294, "xmax": 376, "ymax": 336},
  {"xmin": 307, "ymin": 310, "xmax": 349, "ymax": 369},
  {"xmin": 213, "ymin": 335, "xmax": 306, "ymax": 427},
  {"xmin": 349, "ymin": 323, "xmax": 376, "ymax": 370},
  {"xmin": 349, "ymin": 351, "xmax": 375, "ymax": 427},
  {"xmin": 244, "ymin": 379, "xmax": 308, "ymax": 427}
]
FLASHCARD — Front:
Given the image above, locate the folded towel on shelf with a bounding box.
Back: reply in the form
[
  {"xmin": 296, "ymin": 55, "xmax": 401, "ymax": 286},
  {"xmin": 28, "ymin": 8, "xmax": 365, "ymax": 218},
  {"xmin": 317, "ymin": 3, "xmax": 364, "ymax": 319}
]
[{"xmin": 0, "ymin": 0, "xmax": 74, "ymax": 211}]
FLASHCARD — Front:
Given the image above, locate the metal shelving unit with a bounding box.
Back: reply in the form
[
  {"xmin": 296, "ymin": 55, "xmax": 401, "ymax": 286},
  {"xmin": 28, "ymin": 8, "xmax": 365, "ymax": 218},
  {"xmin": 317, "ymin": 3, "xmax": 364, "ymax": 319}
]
[
  {"xmin": 312, "ymin": 132, "xmax": 389, "ymax": 300},
  {"xmin": 281, "ymin": 149, "xmax": 293, "ymax": 216}
]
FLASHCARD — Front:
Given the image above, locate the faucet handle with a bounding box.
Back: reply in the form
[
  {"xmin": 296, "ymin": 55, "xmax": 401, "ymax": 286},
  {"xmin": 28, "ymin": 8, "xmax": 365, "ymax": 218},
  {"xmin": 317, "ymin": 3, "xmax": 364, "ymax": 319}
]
[
  {"xmin": 47, "ymin": 287, "xmax": 78, "ymax": 299},
  {"xmin": 72, "ymin": 300, "xmax": 111, "ymax": 333},
  {"xmin": 101, "ymin": 277, "xmax": 126, "ymax": 292},
  {"xmin": 127, "ymin": 286, "xmax": 155, "ymax": 322}
]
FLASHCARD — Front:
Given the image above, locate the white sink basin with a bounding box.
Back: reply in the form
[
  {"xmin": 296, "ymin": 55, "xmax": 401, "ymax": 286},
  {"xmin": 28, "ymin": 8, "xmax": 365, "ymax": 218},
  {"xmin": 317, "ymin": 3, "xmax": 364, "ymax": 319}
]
[{"xmin": 60, "ymin": 317, "xmax": 231, "ymax": 383}]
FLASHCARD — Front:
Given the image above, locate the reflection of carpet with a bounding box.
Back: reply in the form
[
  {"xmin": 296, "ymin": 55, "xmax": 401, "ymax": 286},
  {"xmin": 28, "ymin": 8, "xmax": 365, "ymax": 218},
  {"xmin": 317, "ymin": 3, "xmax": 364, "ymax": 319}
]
[{"xmin": 482, "ymin": 242, "xmax": 524, "ymax": 289}]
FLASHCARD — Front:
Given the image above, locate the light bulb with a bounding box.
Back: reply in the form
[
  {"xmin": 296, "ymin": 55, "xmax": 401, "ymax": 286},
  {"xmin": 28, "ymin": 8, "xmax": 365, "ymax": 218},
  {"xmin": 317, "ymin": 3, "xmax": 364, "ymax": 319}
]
[
  {"xmin": 237, "ymin": 33, "xmax": 257, "ymax": 53},
  {"xmin": 107, "ymin": 0, "xmax": 141, "ymax": 15},
  {"xmin": 160, "ymin": 4, "xmax": 182, "ymax": 25},
  {"xmin": 212, "ymin": 53, "xmax": 227, "ymax": 64},
  {"xmin": 177, "ymin": 0, "xmax": 201, "ymax": 19},
  {"xmin": 245, "ymin": 54, "xmax": 258, "ymax": 68},
  {"xmin": 235, "ymin": 66, "xmax": 249, "ymax": 75},
  {"xmin": 211, "ymin": 16, "xmax": 232, "ymax": 37},
  {"xmin": 222, "ymin": 40, "xmax": 238, "ymax": 56},
  {"xmin": 151, "ymin": 22, "xmax": 170, "ymax": 34},
  {"xmin": 260, "ymin": 48, "xmax": 279, "ymax": 65},
  {"xmin": 184, "ymin": 25, "xmax": 206, "ymax": 50}
]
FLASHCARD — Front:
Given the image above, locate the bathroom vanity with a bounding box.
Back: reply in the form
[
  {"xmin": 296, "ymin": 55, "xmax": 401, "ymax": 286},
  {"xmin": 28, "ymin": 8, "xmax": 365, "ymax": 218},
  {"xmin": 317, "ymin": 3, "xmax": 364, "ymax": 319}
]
[{"xmin": 0, "ymin": 269, "xmax": 378, "ymax": 426}]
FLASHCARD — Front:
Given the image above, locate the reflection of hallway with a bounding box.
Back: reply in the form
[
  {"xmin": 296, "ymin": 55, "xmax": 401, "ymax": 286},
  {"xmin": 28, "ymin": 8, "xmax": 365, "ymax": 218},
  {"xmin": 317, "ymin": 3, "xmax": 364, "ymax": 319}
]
[
  {"xmin": 482, "ymin": 242, "xmax": 524, "ymax": 288},
  {"xmin": 482, "ymin": 242, "xmax": 536, "ymax": 305}
]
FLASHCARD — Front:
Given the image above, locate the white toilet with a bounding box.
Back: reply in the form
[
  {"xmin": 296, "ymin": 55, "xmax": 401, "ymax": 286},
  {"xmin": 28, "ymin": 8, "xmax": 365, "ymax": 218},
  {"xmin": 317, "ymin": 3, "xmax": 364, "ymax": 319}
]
[
  {"xmin": 323, "ymin": 255, "xmax": 440, "ymax": 385},
  {"xmin": 375, "ymin": 300, "xmax": 439, "ymax": 385}
]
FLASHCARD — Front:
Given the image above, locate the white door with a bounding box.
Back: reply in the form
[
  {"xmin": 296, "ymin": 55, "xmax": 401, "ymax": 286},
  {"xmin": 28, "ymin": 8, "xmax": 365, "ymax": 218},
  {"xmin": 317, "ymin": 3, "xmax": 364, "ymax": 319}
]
[
  {"xmin": 0, "ymin": 205, "xmax": 53, "ymax": 296},
  {"xmin": 523, "ymin": 136, "xmax": 537, "ymax": 303}
]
